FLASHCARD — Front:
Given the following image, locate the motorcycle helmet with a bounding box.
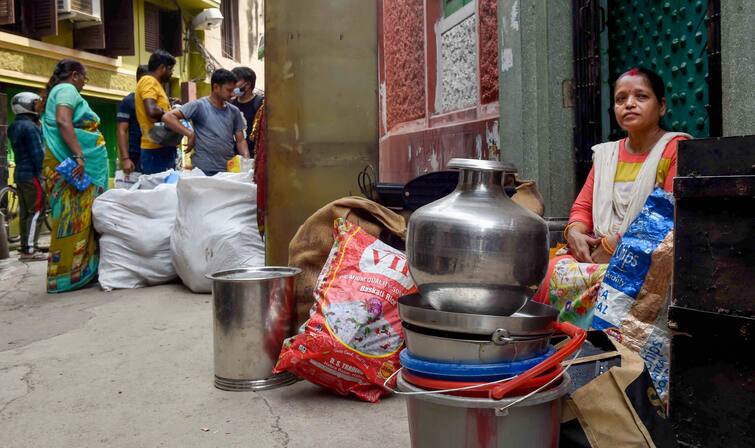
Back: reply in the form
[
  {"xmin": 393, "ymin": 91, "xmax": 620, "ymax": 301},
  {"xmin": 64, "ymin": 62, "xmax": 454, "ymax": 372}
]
[{"xmin": 11, "ymin": 92, "xmax": 41, "ymax": 116}]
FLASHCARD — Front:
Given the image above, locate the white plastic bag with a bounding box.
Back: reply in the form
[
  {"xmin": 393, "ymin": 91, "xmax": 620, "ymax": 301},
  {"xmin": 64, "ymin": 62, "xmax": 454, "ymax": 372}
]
[
  {"xmin": 132, "ymin": 168, "xmax": 205, "ymax": 190},
  {"xmin": 92, "ymin": 183, "xmax": 179, "ymax": 290},
  {"xmin": 170, "ymin": 171, "xmax": 265, "ymax": 293},
  {"xmin": 114, "ymin": 170, "xmax": 142, "ymax": 189}
]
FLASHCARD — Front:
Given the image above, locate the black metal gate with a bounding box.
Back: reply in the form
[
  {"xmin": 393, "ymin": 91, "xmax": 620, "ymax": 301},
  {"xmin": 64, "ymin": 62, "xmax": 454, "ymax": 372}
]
[{"xmin": 572, "ymin": 0, "xmax": 605, "ymax": 188}]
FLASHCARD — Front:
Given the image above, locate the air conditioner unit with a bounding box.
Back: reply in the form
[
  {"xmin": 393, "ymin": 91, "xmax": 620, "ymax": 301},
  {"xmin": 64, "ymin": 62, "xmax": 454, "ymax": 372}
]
[{"xmin": 57, "ymin": 0, "xmax": 102, "ymax": 24}]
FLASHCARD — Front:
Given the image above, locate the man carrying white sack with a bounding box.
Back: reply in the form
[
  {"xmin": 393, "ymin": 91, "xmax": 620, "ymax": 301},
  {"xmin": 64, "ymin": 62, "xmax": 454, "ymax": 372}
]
[{"xmin": 162, "ymin": 69, "xmax": 250, "ymax": 176}]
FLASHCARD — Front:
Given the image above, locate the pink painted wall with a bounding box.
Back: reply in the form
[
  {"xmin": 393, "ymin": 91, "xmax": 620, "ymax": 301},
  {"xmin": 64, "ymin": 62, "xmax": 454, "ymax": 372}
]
[
  {"xmin": 383, "ymin": 0, "xmax": 426, "ymax": 130},
  {"xmin": 479, "ymin": 0, "xmax": 499, "ymax": 104},
  {"xmin": 378, "ymin": 0, "xmax": 500, "ymax": 184},
  {"xmin": 379, "ymin": 118, "xmax": 501, "ymax": 183}
]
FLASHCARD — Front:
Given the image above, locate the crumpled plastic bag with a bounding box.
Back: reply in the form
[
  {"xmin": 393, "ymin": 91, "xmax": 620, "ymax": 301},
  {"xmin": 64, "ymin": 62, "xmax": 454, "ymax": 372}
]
[{"xmin": 593, "ymin": 188, "xmax": 675, "ymax": 400}]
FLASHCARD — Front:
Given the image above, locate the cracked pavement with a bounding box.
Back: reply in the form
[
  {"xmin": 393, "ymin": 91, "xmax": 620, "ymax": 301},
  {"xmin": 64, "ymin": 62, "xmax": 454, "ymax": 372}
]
[{"xmin": 0, "ymin": 257, "xmax": 410, "ymax": 447}]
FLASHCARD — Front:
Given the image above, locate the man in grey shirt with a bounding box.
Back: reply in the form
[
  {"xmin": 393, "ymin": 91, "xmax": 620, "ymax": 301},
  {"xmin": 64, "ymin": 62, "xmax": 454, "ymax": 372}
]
[{"xmin": 163, "ymin": 69, "xmax": 250, "ymax": 175}]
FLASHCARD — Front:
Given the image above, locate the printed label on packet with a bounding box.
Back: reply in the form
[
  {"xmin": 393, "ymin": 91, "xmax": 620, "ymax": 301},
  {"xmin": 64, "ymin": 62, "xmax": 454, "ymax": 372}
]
[{"xmin": 593, "ymin": 283, "xmax": 634, "ymax": 330}]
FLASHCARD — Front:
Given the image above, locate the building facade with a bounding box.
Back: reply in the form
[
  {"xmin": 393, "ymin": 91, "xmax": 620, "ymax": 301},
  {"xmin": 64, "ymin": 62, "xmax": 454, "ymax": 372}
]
[
  {"xmin": 0, "ymin": 0, "xmax": 262, "ymax": 188},
  {"xmin": 204, "ymin": 0, "xmax": 265, "ymax": 89},
  {"xmin": 378, "ymin": 0, "xmax": 500, "ymax": 184}
]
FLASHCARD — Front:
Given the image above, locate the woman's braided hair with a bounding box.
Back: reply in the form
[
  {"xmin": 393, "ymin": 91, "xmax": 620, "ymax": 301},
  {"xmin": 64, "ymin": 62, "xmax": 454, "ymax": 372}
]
[{"xmin": 38, "ymin": 59, "xmax": 85, "ymax": 113}]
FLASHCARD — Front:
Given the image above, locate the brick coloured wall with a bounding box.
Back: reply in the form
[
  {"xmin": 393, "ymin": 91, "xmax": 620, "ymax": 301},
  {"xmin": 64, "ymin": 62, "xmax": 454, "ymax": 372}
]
[
  {"xmin": 383, "ymin": 0, "xmax": 426, "ymax": 129},
  {"xmin": 479, "ymin": 0, "xmax": 499, "ymax": 104}
]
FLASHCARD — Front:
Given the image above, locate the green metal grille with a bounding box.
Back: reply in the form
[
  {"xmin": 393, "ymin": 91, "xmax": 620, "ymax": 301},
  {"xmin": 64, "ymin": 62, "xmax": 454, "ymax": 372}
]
[{"xmin": 607, "ymin": 0, "xmax": 712, "ymax": 137}]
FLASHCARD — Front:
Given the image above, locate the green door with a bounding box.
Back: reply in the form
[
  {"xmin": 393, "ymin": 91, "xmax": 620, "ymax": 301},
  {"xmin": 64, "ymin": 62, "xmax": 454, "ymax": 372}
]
[{"xmin": 606, "ymin": 0, "xmax": 720, "ymax": 138}]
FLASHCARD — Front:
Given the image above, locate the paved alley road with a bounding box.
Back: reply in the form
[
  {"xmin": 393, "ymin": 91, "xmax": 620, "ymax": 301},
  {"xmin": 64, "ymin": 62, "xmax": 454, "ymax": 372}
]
[{"xmin": 0, "ymin": 258, "xmax": 410, "ymax": 448}]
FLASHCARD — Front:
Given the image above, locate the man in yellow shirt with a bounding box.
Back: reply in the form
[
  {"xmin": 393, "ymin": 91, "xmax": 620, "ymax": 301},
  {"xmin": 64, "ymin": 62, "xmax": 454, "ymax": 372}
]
[{"xmin": 136, "ymin": 49, "xmax": 177, "ymax": 174}]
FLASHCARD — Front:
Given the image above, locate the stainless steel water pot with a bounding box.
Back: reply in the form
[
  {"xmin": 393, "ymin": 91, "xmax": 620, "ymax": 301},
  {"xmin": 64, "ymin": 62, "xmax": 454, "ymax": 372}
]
[{"xmin": 406, "ymin": 159, "xmax": 549, "ymax": 316}]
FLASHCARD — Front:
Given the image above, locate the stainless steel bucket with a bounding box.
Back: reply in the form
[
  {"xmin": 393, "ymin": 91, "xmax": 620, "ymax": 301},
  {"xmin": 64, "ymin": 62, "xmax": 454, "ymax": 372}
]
[
  {"xmin": 398, "ymin": 372, "xmax": 570, "ymax": 448},
  {"xmin": 208, "ymin": 267, "xmax": 301, "ymax": 391}
]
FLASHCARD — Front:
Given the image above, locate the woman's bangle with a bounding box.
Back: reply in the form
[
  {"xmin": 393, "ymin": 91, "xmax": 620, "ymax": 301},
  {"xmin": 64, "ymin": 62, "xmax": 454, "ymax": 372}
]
[
  {"xmin": 601, "ymin": 236, "xmax": 616, "ymax": 255},
  {"xmin": 71, "ymin": 155, "xmax": 83, "ymax": 160},
  {"xmin": 563, "ymin": 222, "xmax": 579, "ymax": 241}
]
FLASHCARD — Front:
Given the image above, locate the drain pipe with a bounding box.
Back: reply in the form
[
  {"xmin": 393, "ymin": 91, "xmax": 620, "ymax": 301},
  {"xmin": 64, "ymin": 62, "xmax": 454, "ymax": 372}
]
[{"xmin": 0, "ymin": 213, "xmax": 9, "ymax": 259}]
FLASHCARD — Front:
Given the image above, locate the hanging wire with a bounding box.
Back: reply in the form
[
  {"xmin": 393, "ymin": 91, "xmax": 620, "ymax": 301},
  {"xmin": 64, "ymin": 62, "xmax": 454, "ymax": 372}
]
[{"xmin": 358, "ymin": 165, "xmax": 377, "ymax": 201}]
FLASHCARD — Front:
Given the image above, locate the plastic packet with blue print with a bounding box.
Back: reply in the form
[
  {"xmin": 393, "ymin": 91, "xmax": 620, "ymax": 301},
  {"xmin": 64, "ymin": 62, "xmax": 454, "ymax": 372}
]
[
  {"xmin": 55, "ymin": 157, "xmax": 93, "ymax": 191},
  {"xmin": 593, "ymin": 187, "xmax": 676, "ymax": 401}
]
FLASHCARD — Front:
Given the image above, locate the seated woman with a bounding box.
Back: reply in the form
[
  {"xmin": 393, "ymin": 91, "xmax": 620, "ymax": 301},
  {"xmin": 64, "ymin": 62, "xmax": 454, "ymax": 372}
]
[{"xmin": 533, "ymin": 67, "xmax": 690, "ymax": 326}]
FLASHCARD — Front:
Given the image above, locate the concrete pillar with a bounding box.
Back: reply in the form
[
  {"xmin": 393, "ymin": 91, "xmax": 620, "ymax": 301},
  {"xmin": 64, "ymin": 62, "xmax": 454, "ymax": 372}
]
[
  {"xmin": 721, "ymin": 1, "xmax": 755, "ymax": 136},
  {"xmin": 264, "ymin": 0, "xmax": 379, "ymax": 265},
  {"xmin": 498, "ymin": 0, "xmax": 575, "ymax": 217}
]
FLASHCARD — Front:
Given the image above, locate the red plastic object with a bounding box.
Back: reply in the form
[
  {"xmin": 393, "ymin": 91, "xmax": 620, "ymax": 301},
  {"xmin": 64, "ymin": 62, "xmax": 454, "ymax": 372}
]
[
  {"xmin": 402, "ymin": 365, "xmax": 564, "ymax": 398},
  {"xmin": 489, "ymin": 321, "xmax": 585, "ymax": 400}
]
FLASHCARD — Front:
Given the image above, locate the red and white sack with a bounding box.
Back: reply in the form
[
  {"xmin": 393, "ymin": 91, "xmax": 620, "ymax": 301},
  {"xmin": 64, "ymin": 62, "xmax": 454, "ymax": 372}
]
[{"xmin": 274, "ymin": 218, "xmax": 416, "ymax": 402}]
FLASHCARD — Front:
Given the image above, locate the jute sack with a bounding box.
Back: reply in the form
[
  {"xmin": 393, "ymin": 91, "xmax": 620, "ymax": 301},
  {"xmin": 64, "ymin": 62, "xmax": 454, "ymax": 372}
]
[{"xmin": 288, "ymin": 197, "xmax": 406, "ymax": 325}]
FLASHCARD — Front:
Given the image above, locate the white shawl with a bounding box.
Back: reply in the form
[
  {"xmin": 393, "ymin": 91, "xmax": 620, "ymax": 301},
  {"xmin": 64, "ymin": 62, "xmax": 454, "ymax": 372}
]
[{"xmin": 591, "ymin": 132, "xmax": 690, "ymax": 237}]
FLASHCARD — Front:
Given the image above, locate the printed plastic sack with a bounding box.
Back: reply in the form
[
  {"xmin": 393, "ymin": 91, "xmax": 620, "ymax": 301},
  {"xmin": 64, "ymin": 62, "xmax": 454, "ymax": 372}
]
[
  {"xmin": 114, "ymin": 170, "xmax": 142, "ymax": 189},
  {"xmin": 170, "ymin": 171, "xmax": 265, "ymax": 293},
  {"xmin": 132, "ymin": 168, "xmax": 205, "ymax": 191},
  {"xmin": 593, "ymin": 188, "xmax": 675, "ymax": 400},
  {"xmin": 274, "ymin": 218, "xmax": 417, "ymax": 402},
  {"xmin": 92, "ymin": 183, "xmax": 178, "ymax": 290}
]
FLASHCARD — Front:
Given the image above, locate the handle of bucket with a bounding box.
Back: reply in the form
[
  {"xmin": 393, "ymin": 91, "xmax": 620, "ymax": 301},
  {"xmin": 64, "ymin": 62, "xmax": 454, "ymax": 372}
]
[{"xmin": 489, "ymin": 321, "xmax": 585, "ymax": 400}]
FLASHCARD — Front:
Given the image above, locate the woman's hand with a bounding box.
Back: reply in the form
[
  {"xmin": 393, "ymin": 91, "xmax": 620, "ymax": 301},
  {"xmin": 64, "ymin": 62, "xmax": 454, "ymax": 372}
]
[
  {"xmin": 566, "ymin": 223, "xmax": 601, "ymax": 263},
  {"xmin": 591, "ymin": 234, "xmax": 622, "ymax": 264},
  {"xmin": 591, "ymin": 245, "xmax": 611, "ymax": 264},
  {"xmin": 72, "ymin": 157, "xmax": 86, "ymax": 180}
]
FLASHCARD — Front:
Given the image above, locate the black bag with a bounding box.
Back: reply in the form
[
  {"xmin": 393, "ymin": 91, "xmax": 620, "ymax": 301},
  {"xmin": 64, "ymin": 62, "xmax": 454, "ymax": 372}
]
[{"xmin": 148, "ymin": 122, "xmax": 183, "ymax": 147}]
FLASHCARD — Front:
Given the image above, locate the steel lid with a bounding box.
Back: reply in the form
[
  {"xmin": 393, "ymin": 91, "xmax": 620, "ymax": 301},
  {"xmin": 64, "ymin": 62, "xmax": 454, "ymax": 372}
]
[
  {"xmin": 447, "ymin": 158, "xmax": 518, "ymax": 173},
  {"xmin": 206, "ymin": 266, "xmax": 302, "ymax": 281},
  {"xmin": 398, "ymin": 293, "xmax": 558, "ymax": 336}
]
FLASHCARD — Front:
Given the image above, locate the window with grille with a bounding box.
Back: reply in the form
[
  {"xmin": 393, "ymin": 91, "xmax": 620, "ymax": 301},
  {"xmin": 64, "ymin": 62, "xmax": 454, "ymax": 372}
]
[{"xmin": 220, "ymin": 0, "xmax": 240, "ymax": 61}]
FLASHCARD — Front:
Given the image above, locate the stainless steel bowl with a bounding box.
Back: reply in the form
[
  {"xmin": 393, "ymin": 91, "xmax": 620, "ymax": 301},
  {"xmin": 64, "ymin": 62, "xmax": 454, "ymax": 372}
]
[
  {"xmin": 398, "ymin": 293, "xmax": 558, "ymax": 337},
  {"xmin": 403, "ymin": 323, "xmax": 551, "ymax": 363}
]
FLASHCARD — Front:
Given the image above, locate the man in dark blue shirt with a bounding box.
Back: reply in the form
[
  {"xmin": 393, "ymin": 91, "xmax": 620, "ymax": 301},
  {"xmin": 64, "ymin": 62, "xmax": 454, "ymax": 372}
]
[
  {"xmin": 8, "ymin": 92, "xmax": 46, "ymax": 261},
  {"xmin": 117, "ymin": 65, "xmax": 148, "ymax": 173},
  {"xmin": 231, "ymin": 67, "xmax": 264, "ymax": 157}
]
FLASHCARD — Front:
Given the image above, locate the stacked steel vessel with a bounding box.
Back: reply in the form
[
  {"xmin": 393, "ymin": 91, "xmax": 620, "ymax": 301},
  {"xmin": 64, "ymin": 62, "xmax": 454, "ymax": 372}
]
[{"xmin": 398, "ymin": 159, "xmax": 584, "ymax": 448}]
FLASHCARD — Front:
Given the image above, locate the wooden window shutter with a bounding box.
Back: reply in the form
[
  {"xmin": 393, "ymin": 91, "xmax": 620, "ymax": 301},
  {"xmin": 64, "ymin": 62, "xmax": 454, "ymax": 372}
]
[
  {"xmin": 160, "ymin": 9, "xmax": 183, "ymax": 56},
  {"xmin": 74, "ymin": 24, "xmax": 106, "ymax": 50},
  {"xmin": 28, "ymin": 0, "xmax": 58, "ymax": 39},
  {"xmin": 104, "ymin": 0, "xmax": 135, "ymax": 56},
  {"xmin": 0, "ymin": 0, "xmax": 15, "ymax": 26},
  {"xmin": 144, "ymin": 2, "xmax": 160, "ymax": 52}
]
